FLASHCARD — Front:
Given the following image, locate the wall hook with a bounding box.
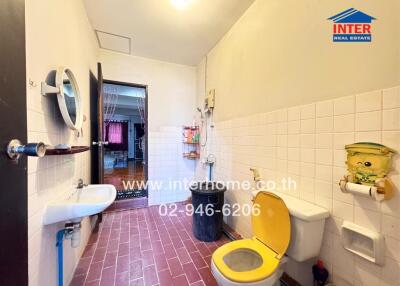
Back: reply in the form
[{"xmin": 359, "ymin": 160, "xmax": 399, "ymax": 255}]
[{"xmin": 28, "ymin": 78, "xmax": 37, "ymax": 88}]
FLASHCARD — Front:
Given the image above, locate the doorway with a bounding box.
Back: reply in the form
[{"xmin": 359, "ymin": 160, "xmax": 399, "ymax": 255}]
[{"xmin": 102, "ymin": 80, "xmax": 148, "ymax": 207}]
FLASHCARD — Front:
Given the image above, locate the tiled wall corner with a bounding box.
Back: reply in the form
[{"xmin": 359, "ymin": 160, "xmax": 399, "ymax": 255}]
[
  {"xmin": 196, "ymin": 86, "xmax": 400, "ymax": 286},
  {"xmin": 26, "ymin": 0, "xmax": 98, "ymax": 285},
  {"xmin": 148, "ymin": 127, "xmax": 196, "ymax": 205}
]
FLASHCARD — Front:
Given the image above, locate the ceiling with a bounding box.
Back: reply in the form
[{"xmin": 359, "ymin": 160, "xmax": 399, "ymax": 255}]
[{"xmin": 83, "ymin": 0, "xmax": 255, "ymax": 65}]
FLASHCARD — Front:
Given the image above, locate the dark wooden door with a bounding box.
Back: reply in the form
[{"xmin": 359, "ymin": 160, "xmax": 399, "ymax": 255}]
[
  {"xmin": 0, "ymin": 0, "xmax": 28, "ymax": 285},
  {"xmin": 90, "ymin": 63, "xmax": 105, "ymax": 184},
  {"xmin": 90, "ymin": 71, "xmax": 99, "ymax": 184},
  {"xmin": 97, "ymin": 63, "xmax": 105, "ymax": 183}
]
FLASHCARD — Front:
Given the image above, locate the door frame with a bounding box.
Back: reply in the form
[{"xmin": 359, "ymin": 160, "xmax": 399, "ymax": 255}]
[
  {"xmin": 103, "ymin": 79, "xmax": 149, "ymax": 193},
  {"xmin": 0, "ymin": 0, "xmax": 28, "ymax": 284}
]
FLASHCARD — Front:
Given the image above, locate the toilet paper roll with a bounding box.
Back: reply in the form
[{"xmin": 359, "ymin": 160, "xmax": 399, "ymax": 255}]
[{"xmin": 342, "ymin": 182, "xmax": 384, "ymax": 202}]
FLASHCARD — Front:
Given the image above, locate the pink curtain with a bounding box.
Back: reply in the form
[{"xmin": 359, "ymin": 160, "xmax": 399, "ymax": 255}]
[{"xmin": 108, "ymin": 122, "xmax": 123, "ymax": 144}]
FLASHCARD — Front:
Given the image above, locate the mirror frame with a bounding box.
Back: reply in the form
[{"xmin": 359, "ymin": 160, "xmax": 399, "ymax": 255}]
[{"xmin": 55, "ymin": 67, "xmax": 83, "ymax": 131}]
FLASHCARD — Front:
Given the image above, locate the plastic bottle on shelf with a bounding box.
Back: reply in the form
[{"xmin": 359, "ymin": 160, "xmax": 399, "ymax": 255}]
[{"xmin": 187, "ymin": 129, "xmax": 193, "ymax": 143}]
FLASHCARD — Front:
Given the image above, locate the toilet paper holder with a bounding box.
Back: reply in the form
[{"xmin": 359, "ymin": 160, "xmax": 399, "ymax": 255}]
[
  {"xmin": 339, "ymin": 142, "xmax": 396, "ymax": 201},
  {"xmin": 339, "ymin": 176, "xmax": 390, "ymax": 201}
]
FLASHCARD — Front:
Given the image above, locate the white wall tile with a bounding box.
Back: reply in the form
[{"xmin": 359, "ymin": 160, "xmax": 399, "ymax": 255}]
[
  {"xmin": 333, "ymin": 183, "xmax": 354, "ymax": 205},
  {"xmin": 301, "ymin": 104, "xmax": 316, "ymax": 119},
  {"xmin": 355, "ymin": 131, "xmax": 382, "ymax": 143},
  {"xmin": 299, "ymin": 177, "xmax": 315, "ymax": 203},
  {"xmin": 333, "ymin": 200, "xmax": 354, "ymax": 221},
  {"xmin": 277, "ymin": 122, "xmax": 288, "ymax": 134},
  {"xmin": 355, "ymin": 111, "xmax": 381, "ymax": 131},
  {"xmin": 316, "ymin": 100, "xmax": 334, "ymax": 118},
  {"xmin": 300, "ymin": 134, "xmax": 315, "ymax": 148},
  {"xmin": 288, "ymin": 107, "xmax": 301, "ymax": 121},
  {"xmin": 386, "ymin": 237, "xmax": 400, "ymax": 262},
  {"xmin": 354, "ymin": 207, "xmax": 381, "ymax": 232},
  {"xmin": 315, "ymin": 180, "xmax": 333, "ymax": 202},
  {"xmin": 287, "ymin": 148, "xmax": 300, "ymax": 161},
  {"xmin": 277, "ymin": 147, "xmax": 288, "ymax": 159},
  {"xmin": 381, "ymin": 257, "xmax": 400, "ymax": 285},
  {"xmin": 277, "ymin": 109, "xmax": 288, "ymax": 122},
  {"xmin": 332, "ymin": 234, "xmax": 355, "ymax": 273},
  {"xmin": 315, "ymin": 164, "xmax": 333, "ymax": 182},
  {"xmin": 332, "ymin": 166, "xmax": 346, "ymax": 185},
  {"xmin": 316, "ymin": 117, "xmax": 334, "ymax": 133},
  {"xmin": 383, "ymin": 109, "xmax": 400, "ymax": 130},
  {"xmin": 333, "ymin": 149, "xmax": 346, "ymax": 167},
  {"xmin": 382, "ymin": 214, "xmax": 400, "ymax": 240},
  {"xmin": 277, "ymin": 135, "xmax": 288, "ymax": 147},
  {"xmin": 301, "ymin": 119, "xmax": 316, "ymax": 133},
  {"xmin": 354, "ymin": 196, "xmax": 381, "ymax": 213},
  {"xmin": 315, "ymin": 194, "xmax": 333, "ymax": 212},
  {"xmin": 300, "ymin": 162, "xmax": 315, "ymax": 178},
  {"xmin": 383, "ymin": 86, "xmax": 400, "ymax": 109},
  {"xmin": 287, "ymin": 161, "xmax": 300, "ymax": 175},
  {"xmin": 334, "ymin": 114, "xmax": 355, "ymax": 132},
  {"xmin": 316, "ymin": 149, "xmax": 333, "ymax": 165},
  {"xmin": 382, "ymin": 131, "xmax": 400, "ymax": 151},
  {"xmin": 277, "ymin": 159, "xmax": 288, "ymax": 172},
  {"xmin": 333, "ymin": 132, "xmax": 354, "ymax": 150},
  {"xmin": 288, "ymin": 120, "xmax": 300, "ymax": 134},
  {"xmin": 315, "ymin": 180, "xmax": 333, "ymax": 198},
  {"xmin": 356, "ymin": 90, "xmax": 382, "ymax": 112},
  {"xmin": 266, "ymin": 112, "xmax": 277, "ymax": 123},
  {"xmin": 287, "ymin": 134, "xmax": 300, "ymax": 147},
  {"xmin": 334, "ymin": 95, "xmax": 355, "ymax": 115},
  {"xmin": 354, "ymin": 257, "xmax": 382, "ymax": 286},
  {"xmin": 316, "ymin": 133, "xmax": 333, "ymax": 149},
  {"xmin": 301, "ymin": 148, "xmax": 315, "ymax": 163}
]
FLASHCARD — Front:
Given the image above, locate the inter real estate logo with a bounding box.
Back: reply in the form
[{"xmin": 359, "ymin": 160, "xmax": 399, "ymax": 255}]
[{"xmin": 328, "ymin": 8, "xmax": 376, "ymax": 42}]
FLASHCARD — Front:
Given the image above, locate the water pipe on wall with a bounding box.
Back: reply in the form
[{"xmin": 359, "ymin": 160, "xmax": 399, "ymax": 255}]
[
  {"xmin": 205, "ymin": 154, "xmax": 216, "ymax": 181},
  {"xmin": 56, "ymin": 230, "xmax": 65, "ymax": 286},
  {"xmin": 56, "ymin": 222, "xmax": 81, "ymax": 286}
]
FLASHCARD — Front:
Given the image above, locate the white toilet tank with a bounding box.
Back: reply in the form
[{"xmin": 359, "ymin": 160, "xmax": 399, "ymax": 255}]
[{"xmin": 252, "ymin": 190, "xmax": 330, "ymax": 262}]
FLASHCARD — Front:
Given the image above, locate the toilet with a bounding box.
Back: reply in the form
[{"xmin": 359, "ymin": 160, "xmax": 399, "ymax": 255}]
[{"xmin": 211, "ymin": 191, "xmax": 330, "ymax": 286}]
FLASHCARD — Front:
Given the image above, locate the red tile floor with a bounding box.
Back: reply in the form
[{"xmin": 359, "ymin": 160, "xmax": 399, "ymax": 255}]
[{"xmin": 70, "ymin": 204, "xmax": 231, "ymax": 286}]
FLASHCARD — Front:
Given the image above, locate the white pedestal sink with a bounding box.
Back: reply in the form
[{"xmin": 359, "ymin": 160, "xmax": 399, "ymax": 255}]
[{"xmin": 43, "ymin": 184, "xmax": 116, "ymax": 225}]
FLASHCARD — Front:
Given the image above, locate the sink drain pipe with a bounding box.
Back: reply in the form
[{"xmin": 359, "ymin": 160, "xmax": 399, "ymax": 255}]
[{"xmin": 56, "ymin": 222, "xmax": 81, "ymax": 286}]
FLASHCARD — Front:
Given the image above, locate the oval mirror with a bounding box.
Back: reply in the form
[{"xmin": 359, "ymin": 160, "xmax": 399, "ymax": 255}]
[{"xmin": 55, "ymin": 67, "xmax": 83, "ymax": 131}]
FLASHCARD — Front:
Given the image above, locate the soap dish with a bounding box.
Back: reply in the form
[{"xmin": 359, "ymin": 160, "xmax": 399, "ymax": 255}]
[{"xmin": 341, "ymin": 221, "xmax": 385, "ymax": 265}]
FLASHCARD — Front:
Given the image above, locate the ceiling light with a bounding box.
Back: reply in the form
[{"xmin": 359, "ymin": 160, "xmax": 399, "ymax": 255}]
[{"xmin": 170, "ymin": 0, "xmax": 193, "ymax": 10}]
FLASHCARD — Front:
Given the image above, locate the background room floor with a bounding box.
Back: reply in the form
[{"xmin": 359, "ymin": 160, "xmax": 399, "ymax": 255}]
[
  {"xmin": 70, "ymin": 204, "xmax": 230, "ymax": 286},
  {"xmin": 104, "ymin": 161, "xmax": 145, "ymax": 191}
]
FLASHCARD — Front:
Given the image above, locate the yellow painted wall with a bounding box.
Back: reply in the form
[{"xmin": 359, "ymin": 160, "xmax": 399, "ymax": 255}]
[{"xmin": 197, "ymin": 0, "xmax": 400, "ymax": 121}]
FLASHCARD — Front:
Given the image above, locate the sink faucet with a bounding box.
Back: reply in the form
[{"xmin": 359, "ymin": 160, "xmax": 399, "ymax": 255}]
[{"xmin": 77, "ymin": 179, "xmax": 88, "ymax": 189}]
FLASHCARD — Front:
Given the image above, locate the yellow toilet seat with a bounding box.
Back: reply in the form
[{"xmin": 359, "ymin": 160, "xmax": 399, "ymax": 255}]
[
  {"xmin": 212, "ymin": 192, "xmax": 291, "ymax": 283},
  {"xmin": 212, "ymin": 237, "xmax": 280, "ymax": 283}
]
